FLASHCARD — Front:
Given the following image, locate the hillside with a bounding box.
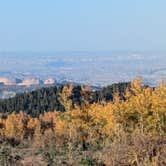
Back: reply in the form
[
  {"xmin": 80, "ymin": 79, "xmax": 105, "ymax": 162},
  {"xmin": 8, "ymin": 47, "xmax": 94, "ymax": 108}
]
[
  {"xmin": 0, "ymin": 77, "xmax": 165, "ymax": 165},
  {"xmin": 0, "ymin": 82, "xmax": 129, "ymax": 117}
]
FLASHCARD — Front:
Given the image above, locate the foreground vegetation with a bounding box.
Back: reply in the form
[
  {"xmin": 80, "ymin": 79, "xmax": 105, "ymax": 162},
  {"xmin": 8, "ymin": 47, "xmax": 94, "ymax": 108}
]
[{"xmin": 0, "ymin": 77, "xmax": 165, "ymax": 165}]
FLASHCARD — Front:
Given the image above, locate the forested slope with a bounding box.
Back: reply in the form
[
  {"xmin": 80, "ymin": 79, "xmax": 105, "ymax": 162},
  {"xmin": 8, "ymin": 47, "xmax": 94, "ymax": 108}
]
[
  {"xmin": 0, "ymin": 82, "xmax": 130, "ymax": 117},
  {"xmin": 0, "ymin": 77, "xmax": 165, "ymax": 165}
]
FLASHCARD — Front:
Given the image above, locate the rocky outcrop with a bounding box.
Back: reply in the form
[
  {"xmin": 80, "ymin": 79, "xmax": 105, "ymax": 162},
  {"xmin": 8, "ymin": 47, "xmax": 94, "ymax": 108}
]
[
  {"xmin": 18, "ymin": 78, "xmax": 42, "ymax": 86},
  {"xmin": 44, "ymin": 78, "xmax": 56, "ymax": 85},
  {"xmin": 0, "ymin": 77, "xmax": 56, "ymax": 86},
  {"xmin": 0, "ymin": 77, "xmax": 16, "ymax": 86}
]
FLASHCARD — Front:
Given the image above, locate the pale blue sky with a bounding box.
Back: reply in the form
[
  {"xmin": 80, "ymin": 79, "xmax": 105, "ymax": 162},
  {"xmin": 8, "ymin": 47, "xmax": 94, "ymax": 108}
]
[{"xmin": 0, "ymin": 0, "xmax": 166, "ymax": 52}]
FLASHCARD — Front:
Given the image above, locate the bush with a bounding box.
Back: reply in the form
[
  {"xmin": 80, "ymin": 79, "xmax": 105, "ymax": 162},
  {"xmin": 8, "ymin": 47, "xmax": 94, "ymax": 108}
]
[{"xmin": 80, "ymin": 156, "xmax": 105, "ymax": 166}]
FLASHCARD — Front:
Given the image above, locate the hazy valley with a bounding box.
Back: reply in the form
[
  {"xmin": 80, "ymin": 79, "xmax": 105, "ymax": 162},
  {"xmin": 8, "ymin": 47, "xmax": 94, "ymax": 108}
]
[{"xmin": 1, "ymin": 51, "xmax": 166, "ymax": 86}]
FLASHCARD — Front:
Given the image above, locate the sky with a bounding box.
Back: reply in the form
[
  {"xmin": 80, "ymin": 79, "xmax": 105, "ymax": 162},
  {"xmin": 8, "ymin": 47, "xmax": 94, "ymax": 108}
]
[{"xmin": 0, "ymin": 0, "xmax": 166, "ymax": 52}]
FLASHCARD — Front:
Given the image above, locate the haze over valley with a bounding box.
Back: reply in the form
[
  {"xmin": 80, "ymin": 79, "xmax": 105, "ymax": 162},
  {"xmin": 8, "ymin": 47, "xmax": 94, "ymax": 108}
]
[{"xmin": 0, "ymin": 51, "xmax": 166, "ymax": 87}]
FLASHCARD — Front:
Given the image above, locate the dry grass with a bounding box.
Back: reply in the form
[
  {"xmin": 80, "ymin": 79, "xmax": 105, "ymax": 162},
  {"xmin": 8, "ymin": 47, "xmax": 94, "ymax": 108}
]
[{"xmin": 2, "ymin": 129, "xmax": 164, "ymax": 166}]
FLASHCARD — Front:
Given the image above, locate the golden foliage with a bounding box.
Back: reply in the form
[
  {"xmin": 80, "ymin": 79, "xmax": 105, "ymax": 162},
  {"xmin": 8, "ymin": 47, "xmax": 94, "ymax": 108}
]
[
  {"xmin": 59, "ymin": 84, "xmax": 74, "ymax": 111},
  {"xmin": 0, "ymin": 77, "xmax": 165, "ymax": 146},
  {"xmin": 112, "ymin": 78, "xmax": 166, "ymax": 134}
]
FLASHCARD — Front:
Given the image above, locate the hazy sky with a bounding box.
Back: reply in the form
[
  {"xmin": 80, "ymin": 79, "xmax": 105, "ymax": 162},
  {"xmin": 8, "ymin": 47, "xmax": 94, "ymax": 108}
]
[{"xmin": 0, "ymin": 0, "xmax": 166, "ymax": 52}]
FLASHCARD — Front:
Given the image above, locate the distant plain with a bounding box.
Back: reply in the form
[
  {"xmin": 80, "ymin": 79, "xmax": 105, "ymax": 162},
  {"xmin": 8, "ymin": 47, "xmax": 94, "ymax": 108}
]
[{"xmin": 0, "ymin": 51, "xmax": 166, "ymax": 86}]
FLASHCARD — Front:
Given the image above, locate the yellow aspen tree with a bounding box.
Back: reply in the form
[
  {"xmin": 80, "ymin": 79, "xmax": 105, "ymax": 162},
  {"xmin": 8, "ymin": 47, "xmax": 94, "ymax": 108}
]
[{"xmin": 59, "ymin": 84, "xmax": 74, "ymax": 111}]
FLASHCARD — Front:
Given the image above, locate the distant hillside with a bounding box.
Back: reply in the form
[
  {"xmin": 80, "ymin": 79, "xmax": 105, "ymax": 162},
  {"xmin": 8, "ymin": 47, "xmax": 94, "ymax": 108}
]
[{"xmin": 0, "ymin": 82, "xmax": 130, "ymax": 117}]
